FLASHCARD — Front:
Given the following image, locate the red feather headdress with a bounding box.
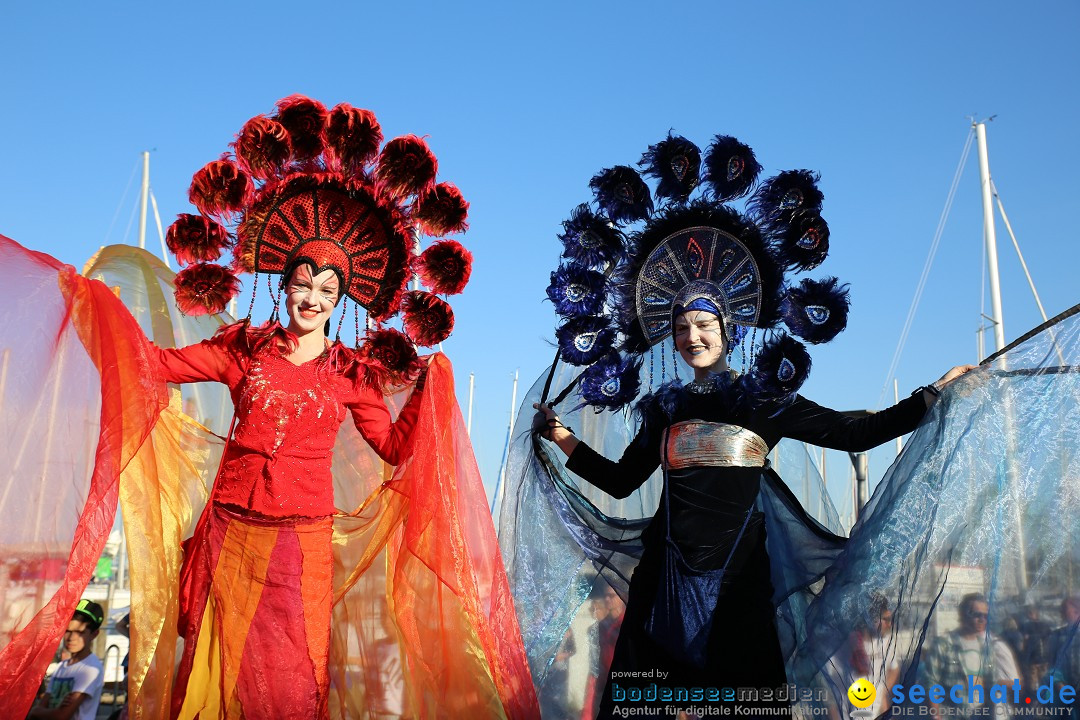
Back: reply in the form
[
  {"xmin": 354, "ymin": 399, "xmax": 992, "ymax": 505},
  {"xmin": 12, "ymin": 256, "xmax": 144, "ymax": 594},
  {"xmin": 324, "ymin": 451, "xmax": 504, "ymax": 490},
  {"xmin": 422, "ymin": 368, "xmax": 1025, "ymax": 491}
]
[{"xmin": 165, "ymin": 95, "xmax": 473, "ymax": 357}]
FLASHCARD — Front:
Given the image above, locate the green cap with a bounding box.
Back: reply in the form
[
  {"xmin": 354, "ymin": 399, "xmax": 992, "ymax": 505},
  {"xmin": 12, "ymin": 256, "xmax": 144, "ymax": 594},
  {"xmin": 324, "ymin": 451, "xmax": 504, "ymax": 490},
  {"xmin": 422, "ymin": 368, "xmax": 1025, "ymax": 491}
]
[{"xmin": 74, "ymin": 599, "xmax": 105, "ymax": 629}]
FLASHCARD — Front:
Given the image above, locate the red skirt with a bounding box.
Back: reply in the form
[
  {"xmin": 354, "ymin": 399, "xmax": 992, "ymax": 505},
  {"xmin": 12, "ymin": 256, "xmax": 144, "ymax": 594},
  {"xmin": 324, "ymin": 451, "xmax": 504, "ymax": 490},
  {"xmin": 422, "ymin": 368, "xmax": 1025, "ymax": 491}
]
[{"xmin": 172, "ymin": 504, "xmax": 334, "ymax": 720}]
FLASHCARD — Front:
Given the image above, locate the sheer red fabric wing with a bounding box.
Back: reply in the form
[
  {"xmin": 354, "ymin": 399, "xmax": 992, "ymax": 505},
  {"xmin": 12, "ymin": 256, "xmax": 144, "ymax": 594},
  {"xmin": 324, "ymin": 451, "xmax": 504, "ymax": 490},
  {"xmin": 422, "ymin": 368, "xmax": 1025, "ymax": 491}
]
[
  {"xmin": 383, "ymin": 355, "xmax": 539, "ymax": 718},
  {"xmin": 0, "ymin": 235, "xmax": 166, "ymax": 717}
]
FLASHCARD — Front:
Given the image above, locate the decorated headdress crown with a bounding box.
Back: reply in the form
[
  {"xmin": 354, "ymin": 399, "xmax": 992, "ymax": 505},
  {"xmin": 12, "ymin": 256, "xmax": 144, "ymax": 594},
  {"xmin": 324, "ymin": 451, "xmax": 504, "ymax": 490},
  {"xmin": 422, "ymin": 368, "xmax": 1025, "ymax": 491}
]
[
  {"xmin": 545, "ymin": 133, "xmax": 851, "ymax": 411},
  {"xmin": 166, "ymin": 95, "xmax": 473, "ymax": 352}
]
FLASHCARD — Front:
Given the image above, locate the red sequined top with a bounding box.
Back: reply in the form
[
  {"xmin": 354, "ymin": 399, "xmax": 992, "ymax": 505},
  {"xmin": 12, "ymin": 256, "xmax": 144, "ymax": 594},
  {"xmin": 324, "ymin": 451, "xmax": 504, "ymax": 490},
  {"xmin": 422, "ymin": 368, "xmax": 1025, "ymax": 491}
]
[{"xmin": 153, "ymin": 327, "xmax": 422, "ymax": 518}]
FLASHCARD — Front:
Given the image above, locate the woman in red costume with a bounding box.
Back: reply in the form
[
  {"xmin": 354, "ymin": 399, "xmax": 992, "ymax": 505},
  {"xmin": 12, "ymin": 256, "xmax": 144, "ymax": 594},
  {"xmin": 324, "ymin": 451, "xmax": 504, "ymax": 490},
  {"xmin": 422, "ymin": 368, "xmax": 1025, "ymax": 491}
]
[
  {"xmin": 0, "ymin": 96, "xmax": 537, "ymax": 720},
  {"xmin": 160, "ymin": 260, "xmax": 430, "ymax": 719}
]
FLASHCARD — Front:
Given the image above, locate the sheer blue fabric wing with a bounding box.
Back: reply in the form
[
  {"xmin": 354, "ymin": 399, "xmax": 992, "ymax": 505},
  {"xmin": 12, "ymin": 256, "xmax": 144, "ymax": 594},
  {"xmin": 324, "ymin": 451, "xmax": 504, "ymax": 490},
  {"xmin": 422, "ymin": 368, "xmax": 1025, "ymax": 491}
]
[
  {"xmin": 498, "ymin": 358, "xmax": 656, "ymax": 715},
  {"xmin": 793, "ymin": 304, "xmax": 1080, "ymax": 715},
  {"xmin": 759, "ymin": 471, "xmax": 847, "ymax": 665}
]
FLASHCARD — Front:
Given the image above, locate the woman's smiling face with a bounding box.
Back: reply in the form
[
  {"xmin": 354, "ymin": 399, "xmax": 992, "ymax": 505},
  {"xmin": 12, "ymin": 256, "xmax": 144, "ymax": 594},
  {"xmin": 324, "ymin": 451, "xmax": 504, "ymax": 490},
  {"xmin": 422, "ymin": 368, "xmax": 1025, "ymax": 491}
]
[
  {"xmin": 673, "ymin": 309, "xmax": 728, "ymax": 373},
  {"xmin": 284, "ymin": 263, "xmax": 340, "ymax": 335}
]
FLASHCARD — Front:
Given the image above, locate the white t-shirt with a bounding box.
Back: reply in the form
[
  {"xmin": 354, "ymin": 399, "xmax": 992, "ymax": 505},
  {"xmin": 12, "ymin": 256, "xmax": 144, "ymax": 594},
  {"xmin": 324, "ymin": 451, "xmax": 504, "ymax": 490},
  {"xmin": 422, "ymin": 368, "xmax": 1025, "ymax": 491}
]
[
  {"xmin": 825, "ymin": 634, "xmax": 900, "ymax": 718},
  {"xmin": 45, "ymin": 653, "xmax": 104, "ymax": 720}
]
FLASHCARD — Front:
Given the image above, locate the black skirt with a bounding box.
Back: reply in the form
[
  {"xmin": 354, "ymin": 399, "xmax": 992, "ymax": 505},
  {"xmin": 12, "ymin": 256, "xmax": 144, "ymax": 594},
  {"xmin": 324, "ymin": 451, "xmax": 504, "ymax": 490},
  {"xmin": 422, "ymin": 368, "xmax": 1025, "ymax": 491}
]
[{"xmin": 595, "ymin": 466, "xmax": 791, "ymax": 718}]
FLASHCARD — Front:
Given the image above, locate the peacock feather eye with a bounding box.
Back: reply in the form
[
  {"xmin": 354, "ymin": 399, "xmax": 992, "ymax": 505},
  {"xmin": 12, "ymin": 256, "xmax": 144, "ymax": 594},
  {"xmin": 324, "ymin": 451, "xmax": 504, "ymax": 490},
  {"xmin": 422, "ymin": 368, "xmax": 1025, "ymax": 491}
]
[
  {"xmin": 798, "ymin": 227, "xmax": 820, "ymax": 250},
  {"xmin": 780, "ymin": 188, "xmax": 803, "ymax": 210},
  {"xmin": 565, "ymin": 283, "xmax": 588, "ymax": 303},
  {"xmin": 777, "ymin": 357, "xmax": 796, "ymax": 383},
  {"xmin": 670, "ymin": 155, "xmax": 690, "ymax": 181},
  {"xmin": 727, "ymin": 156, "xmax": 745, "ymax": 181},
  {"xmin": 574, "ymin": 332, "xmax": 598, "ymax": 353},
  {"xmin": 805, "ymin": 305, "xmax": 830, "ymax": 325},
  {"xmin": 578, "ymin": 230, "xmax": 602, "ymax": 249}
]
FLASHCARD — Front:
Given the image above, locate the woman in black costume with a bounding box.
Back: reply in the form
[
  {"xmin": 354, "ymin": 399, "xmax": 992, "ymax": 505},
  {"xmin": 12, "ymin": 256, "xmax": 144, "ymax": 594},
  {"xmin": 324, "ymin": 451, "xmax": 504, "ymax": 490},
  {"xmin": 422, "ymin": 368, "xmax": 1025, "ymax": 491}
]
[{"xmin": 536, "ymin": 297, "xmax": 970, "ymax": 715}]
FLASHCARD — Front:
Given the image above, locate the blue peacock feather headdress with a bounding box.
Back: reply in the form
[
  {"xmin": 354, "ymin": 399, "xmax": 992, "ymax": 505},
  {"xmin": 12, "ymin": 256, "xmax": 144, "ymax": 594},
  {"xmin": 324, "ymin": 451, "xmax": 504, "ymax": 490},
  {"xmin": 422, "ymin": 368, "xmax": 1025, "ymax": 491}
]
[{"xmin": 543, "ymin": 133, "xmax": 851, "ymax": 412}]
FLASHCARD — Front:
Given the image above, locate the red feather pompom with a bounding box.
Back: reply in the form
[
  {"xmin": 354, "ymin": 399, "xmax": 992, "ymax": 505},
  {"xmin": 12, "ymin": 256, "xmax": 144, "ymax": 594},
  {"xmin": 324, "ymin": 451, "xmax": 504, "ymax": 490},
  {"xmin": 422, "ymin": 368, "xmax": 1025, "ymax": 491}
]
[
  {"xmin": 166, "ymin": 214, "xmax": 231, "ymax": 265},
  {"xmin": 188, "ymin": 160, "xmax": 253, "ymax": 218},
  {"xmin": 376, "ymin": 135, "xmax": 437, "ymax": 197},
  {"xmin": 415, "ymin": 240, "xmax": 473, "ymax": 295},
  {"xmin": 326, "ymin": 104, "xmax": 382, "ymax": 174},
  {"xmin": 401, "ymin": 290, "xmax": 455, "ymax": 346},
  {"xmin": 174, "ymin": 263, "xmax": 241, "ymax": 316},
  {"xmin": 234, "ymin": 115, "xmax": 291, "ymax": 181},
  {"xmin": 413, "ymin": 182, "xmax": 469, "ymax": 237},
  {"xmin": 357, "ymin": 327, "xmax": 422, "ymax": 385},
  {"xmin": 275, "ymin": 95, "xmax": 328, "ymax": 163}
]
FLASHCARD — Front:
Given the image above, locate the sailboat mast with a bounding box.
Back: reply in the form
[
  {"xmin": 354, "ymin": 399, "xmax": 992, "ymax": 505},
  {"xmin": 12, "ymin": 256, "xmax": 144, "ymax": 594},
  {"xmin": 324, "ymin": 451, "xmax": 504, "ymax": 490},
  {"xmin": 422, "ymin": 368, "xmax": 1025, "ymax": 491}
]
[
  {"xmin": 976, "ymin": 120, "xmax": 1029, "ymax": 592},
  {"xmin": 491, "ymin": 370, "xmax": 519, "ymax": 516},
  {"xmin": 974, "ymin": 121, "xmax": 1006, "ymax": 352},
  {"xmin": 137, "ymin": 151, "xmax": 150, "ymax": 251}
]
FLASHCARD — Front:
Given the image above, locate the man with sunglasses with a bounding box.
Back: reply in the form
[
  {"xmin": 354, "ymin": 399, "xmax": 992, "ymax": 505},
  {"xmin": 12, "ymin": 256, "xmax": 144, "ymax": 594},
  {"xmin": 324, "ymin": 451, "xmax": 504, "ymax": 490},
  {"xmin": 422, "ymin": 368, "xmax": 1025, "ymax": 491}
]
[
  {"xmin": 28, "ymin": 600, "xmax": 105, "ymax": 720},
  {"xmin": 922, "ymin": 593, "xmax": 1021, "ymax": 716}
]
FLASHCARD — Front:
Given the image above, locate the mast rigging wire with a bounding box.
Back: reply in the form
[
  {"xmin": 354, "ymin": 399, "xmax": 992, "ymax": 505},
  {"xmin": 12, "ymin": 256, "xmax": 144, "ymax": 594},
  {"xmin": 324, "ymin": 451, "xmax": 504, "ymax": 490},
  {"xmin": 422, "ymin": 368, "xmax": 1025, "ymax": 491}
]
[
  {"xmin": 103, "ymin": 156, "xmax": 140, "ymax": 245},
  {"xmin": 876, "ymin": 129, "xmax": 975, "ymax": 409},
  {"xmin": 992, "ymin": 181, "xmax": 1048, "ymax": 323}
]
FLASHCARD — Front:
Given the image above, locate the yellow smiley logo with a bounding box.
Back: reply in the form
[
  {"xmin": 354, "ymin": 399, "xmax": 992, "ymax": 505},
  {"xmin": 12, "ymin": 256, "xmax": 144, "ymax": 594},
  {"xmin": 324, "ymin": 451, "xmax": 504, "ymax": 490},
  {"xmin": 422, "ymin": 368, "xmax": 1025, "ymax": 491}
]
[{"xmin": 847, "ymin": 678, "xmax": 876, "ymax": 709}]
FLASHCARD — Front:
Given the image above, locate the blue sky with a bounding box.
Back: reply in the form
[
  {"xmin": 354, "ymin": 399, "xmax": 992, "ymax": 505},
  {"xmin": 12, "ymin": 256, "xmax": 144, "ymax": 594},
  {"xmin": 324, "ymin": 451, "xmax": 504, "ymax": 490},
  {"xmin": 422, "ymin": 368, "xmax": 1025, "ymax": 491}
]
[{"xmin": 2, "ymin": 1, "xmax": 1077, "ymax": 520}]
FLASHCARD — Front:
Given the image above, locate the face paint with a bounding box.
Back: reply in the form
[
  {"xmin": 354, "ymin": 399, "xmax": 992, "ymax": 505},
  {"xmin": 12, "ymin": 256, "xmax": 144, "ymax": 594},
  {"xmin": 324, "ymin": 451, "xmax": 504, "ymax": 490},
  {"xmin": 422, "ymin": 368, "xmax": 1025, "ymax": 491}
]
[
  {"xmin": 284, "ymin": 264, "xmax": 340, "ymax": 335},
  {"xmin": 673, "ymin": 309, "xmax": 728, "ymax": 373}
]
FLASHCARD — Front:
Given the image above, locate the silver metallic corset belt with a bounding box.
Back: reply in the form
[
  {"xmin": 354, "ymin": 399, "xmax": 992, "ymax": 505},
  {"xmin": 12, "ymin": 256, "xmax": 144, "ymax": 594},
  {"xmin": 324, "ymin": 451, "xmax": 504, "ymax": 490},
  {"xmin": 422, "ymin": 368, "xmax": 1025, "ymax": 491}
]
[{"xmin": 662, "ymin": 421, "xmax": 769, "ymax": 470}]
